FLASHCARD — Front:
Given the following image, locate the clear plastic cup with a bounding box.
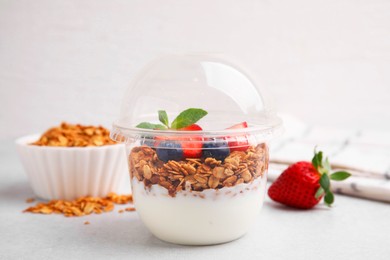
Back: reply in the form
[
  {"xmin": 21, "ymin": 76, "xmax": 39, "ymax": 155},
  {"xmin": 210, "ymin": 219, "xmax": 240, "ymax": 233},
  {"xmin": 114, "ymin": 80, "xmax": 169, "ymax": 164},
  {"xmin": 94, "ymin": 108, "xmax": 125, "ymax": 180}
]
[{"xmin": 111, "ymin": 54, "xmax": 282, "ymax": 245}]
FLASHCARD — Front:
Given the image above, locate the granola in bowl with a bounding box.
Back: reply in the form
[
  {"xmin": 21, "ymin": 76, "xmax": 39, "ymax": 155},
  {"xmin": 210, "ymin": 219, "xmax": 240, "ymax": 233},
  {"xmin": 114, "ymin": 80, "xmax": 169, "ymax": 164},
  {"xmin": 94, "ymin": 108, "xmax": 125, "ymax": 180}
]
[
  {"xmin": 16, "ymin": 123, "xmax": 128, "ymax": 200},
  {"xmin": 31, "ymin": 122, "xmax": 116, "ymax": 147}
]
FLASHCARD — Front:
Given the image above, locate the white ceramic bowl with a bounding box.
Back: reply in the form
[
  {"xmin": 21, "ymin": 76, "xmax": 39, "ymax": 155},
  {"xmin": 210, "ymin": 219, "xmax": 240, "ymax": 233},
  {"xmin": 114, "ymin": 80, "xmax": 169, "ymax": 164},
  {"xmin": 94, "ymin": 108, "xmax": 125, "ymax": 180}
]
[{"xmin": 16, "ymin": 134, "xmax": 129, "ymax": 200}]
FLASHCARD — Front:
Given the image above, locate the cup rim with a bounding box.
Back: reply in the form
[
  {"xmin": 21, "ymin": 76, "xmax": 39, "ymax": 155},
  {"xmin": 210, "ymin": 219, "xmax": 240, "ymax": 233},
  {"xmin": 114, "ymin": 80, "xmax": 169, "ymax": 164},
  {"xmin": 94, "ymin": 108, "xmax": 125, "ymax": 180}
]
[{"xmin": 110, "ymin": 118, "xmax": 284, "ymax": 144}]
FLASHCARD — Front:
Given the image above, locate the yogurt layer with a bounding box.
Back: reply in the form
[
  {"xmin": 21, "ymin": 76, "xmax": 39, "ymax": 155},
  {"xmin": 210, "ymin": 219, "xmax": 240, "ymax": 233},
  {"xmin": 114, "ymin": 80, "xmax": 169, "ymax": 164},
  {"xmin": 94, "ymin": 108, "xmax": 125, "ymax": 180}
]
[{"xmin": 132, "ymin": 175, "xmax": 267, "ymax": 245}]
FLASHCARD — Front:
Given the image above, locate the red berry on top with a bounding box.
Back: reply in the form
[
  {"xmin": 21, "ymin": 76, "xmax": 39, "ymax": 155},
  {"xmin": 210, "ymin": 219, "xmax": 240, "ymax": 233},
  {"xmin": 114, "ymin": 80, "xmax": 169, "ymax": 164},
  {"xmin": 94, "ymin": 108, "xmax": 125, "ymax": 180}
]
[
  {"xmin": 180, "ymin": 136, "xmax": 203, "ymax": 158},
  {"xmin": 226, "ymin": 121, "xmax": 248, "ymax": 129},
  {"xmin": 180, "ymin": 124, "xmax": 202, "ymax": 131},
  {"xmin": 226, "ymin": 121, "xmax": 249, "ymax": 152},
  {"xmin": 179, "ymin": 124, "xmax": 203, "ymax": 158}
]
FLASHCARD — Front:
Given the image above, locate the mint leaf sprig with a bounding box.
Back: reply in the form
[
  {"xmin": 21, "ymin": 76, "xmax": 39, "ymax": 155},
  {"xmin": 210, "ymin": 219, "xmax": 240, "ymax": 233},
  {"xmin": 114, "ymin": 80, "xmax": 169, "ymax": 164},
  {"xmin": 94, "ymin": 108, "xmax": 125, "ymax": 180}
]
[
  {"xmin": 312, "ymin": 150, "xmax": 352, "ymax": 206},
  {"xmin": 136, "ymin": 122, "xmax": 167, "ymax": 130},
  {"xmin": 158, "ymin": 110, "xmax": 169, "ymax": 128},
  {"xmin": 136, "ymin": 108, "xmax": 208, "ymax": 130}
]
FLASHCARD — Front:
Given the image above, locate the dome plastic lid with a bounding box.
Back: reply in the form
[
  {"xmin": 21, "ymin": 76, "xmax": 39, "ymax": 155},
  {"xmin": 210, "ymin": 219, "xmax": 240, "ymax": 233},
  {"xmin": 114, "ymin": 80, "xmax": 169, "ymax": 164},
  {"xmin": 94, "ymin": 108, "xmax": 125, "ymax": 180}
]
[{"xmin": 111, "ymin": 54, "xmax": 283, "ymax": 143}]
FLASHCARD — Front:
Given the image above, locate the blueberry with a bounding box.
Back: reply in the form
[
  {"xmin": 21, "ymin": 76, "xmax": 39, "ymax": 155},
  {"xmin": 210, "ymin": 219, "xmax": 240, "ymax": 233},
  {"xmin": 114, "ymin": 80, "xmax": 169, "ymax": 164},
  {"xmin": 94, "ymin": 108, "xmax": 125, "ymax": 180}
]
[
  {"xmin": 140, "ymin": 135, "xmax": 155, "ymax": 148},
  {"xmin": 202, "ymin": 138, "xmax": 230, "ymax": 161},
  {"xmin": 156, "ymin": 141, "xmax": 183, "ymax": 162}
]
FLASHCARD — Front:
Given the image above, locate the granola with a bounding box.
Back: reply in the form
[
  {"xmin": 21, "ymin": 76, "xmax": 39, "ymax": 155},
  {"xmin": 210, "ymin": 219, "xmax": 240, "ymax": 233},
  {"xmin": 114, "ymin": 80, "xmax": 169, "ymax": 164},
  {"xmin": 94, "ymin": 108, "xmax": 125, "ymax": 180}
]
[
  {"xmin": 129, "ymin": 144, "xmax": 268, "ymax": 196},
  {"xmin": 23, "ymin": 193, "xmax": 134, "ymax": 217},
  {"xmin": 31, "ymin": 122, "xmax": 116, "ymax": 147}
]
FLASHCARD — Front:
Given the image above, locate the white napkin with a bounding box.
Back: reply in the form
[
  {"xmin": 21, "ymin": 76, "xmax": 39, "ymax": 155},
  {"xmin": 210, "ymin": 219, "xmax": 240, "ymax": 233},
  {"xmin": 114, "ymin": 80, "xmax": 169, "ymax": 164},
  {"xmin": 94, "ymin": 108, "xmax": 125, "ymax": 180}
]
[{"xmin": 269, "ymin": 115, "xmax": 390, "ymax": 203}]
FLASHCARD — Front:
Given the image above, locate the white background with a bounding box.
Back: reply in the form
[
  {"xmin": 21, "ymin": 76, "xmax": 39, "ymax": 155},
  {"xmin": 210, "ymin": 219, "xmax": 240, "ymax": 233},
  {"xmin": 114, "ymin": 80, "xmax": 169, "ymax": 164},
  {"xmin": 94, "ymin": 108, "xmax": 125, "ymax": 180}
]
[{"xmin": 1, "ymin": 0, "xmax": 389, "ymax": 139}]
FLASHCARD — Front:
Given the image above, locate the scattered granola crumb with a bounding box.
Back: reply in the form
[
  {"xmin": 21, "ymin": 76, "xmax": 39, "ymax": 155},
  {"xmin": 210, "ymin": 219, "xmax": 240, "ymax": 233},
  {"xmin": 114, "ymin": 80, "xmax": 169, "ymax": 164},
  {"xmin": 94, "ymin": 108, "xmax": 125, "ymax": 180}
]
[
  {"xmin": 31, "ymin": 122, "xmax": 116, "ymax": 147},
  {"xmin": 125, "ymin": 207, "xmax": 136, "ymax": 212},
  {"xmin": 26, "ymin": 198, "xmax": 35, "ymax": 203},
  {"xmin": 118, "ymin": 209, "xmax": 124, "ymax": 213},
  {"xmin": 24, "ymin": 193, "xmax": 134, "ymax": 217},
  {"xmin": 84, "ymin": 221, "xmax": 90, "ymax": 225},
  {"xmin": 106, "ymin": 192, "xmax": 133, "ymax": 204}
]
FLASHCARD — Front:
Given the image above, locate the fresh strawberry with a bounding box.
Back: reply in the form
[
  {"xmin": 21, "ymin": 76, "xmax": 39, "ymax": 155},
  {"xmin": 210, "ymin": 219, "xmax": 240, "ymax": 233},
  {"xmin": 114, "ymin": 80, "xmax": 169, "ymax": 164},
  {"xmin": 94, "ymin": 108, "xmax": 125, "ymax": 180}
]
[
  {"xmin": 268, "ymin": 150, "xmax": 351, "ymax": 209},
  {"xmin": 226, "ymin": 121, "xmax": 249, "ymax": 152},
  {"xmin": 179, "ymin": 124, "xmax": 203, "ymax": 158},
  {"xmin": 180, "ymin": 124, "xmax": 202, "ymax": 131},
  {"xmin": 268, "ymin": 161, "xmax": 321, "ymax": 209},
  {"xmin": 226, "ymin": 135, "xmax": 249, "ymax": 152},
  {"xmin": 227, "ymin": 121, "xmax": 248, "ymax": 129},
  {"xmin": 180, "ymin": 136, "xmax": 203, "ymax": 158}
]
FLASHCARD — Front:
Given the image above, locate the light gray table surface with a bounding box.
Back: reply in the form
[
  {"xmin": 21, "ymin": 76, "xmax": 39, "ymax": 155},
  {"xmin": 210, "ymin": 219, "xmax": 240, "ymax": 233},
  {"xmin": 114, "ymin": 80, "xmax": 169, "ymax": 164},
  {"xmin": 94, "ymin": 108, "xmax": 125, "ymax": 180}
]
[{"xmin": 1, "ymin": 139, "xmax": 389, "ymax": 260}]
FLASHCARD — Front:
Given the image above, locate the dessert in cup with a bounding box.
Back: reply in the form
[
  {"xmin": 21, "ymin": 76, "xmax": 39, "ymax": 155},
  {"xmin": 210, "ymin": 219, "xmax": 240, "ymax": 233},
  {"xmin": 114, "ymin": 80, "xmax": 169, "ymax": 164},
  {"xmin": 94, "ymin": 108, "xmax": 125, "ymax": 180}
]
[{"xmin": 111, "ymin": 55, "xmax": 282, "ymax": 245}]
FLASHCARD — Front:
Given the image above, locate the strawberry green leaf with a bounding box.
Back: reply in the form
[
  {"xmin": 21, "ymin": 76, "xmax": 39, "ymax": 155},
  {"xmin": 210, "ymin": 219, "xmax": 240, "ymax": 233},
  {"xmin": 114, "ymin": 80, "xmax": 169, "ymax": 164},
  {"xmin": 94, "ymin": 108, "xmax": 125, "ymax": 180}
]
[
  {"xmin": 311, "ymin": 150, "xmax": 323, "ymax": 170},
  {"xmin": 311, "ymin": 155, "xmax": 319, "ymax": 169},
  {"xmin": 171, "ymin": 108, "xmax": 207, "ymax": 129},
  {"xmin": 324, "ymin": 191, "xmax": 334, "ymax": 206},
  {"xmin": 319, "ymin": 173, "xmax": 330, "ymax": 191},
  {"xmin": 330, "ymin": 171, "xmax": 352, "ymax": 181},
  {"xmin": 158, "ymin": 110, "xmax": 169, "ymax": 127},
  {"xmin": 315, "ymin": 187, "xmax": 325, "ymax": 199},
  {"xmin": 136, "ymin": 122, "xmax": 167, "ymax": 130},
  {"xmin": 318, "ymin": 151, "xmax": 323, "ymax": 166}
]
